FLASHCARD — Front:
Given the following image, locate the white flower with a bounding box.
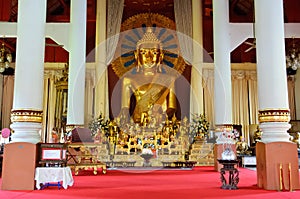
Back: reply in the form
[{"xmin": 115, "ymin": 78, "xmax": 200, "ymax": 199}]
[{"xmin": 141, "ymin": 148, "xmax": 153, "ymax": 155}]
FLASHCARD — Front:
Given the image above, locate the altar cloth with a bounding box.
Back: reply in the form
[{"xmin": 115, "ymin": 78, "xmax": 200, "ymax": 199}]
[{"xmin": 35, "ymin": 167, "xmax": 74, "ymax": 190}]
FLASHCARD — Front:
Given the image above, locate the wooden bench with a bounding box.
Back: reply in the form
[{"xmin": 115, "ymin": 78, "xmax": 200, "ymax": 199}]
[{"xmin": 68, "ymin": 162, "xmax": 107, "ymax": 175}]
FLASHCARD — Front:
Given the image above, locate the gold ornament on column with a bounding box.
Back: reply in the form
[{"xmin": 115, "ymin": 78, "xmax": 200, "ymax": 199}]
[
  {"xmin": 215, "ymin": 124, "xmax": 233, "ymax": 132},
  {"xmin": 11, "ymin": 109, "xmax": 43, "ymax": 123},
  {"xmin": 258, "ymin": 109, "xmax": 290, "ymax": 123}
]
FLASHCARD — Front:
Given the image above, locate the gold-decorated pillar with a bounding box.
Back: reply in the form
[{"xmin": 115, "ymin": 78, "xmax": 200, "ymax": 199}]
[
  {"xmin": 255, "ymin": 0, "xmax": 291, "ymax": 142},
  {"xmin": 255, "ymin": 0, "xmax": 299, "ymax": 190},
  {"xmin": 10, "ymin": 0, "xmax": 47, "ymax": 143}
]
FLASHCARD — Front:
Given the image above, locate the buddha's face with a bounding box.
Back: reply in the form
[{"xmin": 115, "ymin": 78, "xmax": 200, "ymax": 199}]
[{"xmin": 136, "ymin": 44, "xmax": 163, "ymax": 70}]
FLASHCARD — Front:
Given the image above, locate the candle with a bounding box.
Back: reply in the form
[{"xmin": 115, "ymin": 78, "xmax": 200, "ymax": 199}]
[
  {"xmin": 289, "ymin": 163, "xmax": 292, "ymax": 192},
  {"xmin": 279, "ymin": 163, "xmax": 283, "ymax": 191}
]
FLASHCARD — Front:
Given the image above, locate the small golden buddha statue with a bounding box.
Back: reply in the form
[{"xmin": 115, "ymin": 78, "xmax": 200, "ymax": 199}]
[
  {"xmin": 253, "ymin": 126, "xmax": 262, "ymax": 145},
  {"xmin": 236, "ymin": 136, "xmax": 251, "ymax": 155},
  {"xmin": 120, "ymin": 27, "xmax": 177, "ymax": 124}
]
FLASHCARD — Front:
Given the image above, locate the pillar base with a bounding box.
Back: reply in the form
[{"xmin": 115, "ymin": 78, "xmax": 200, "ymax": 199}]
[
  {"xmin": 213, "ymin": 144, "xmax": 237, "ymax": 171},
  {"xmin": 1, "ymin": 142, "xmax": 37, "ymax": 190},
  {"xmin": 256, "ymin": 142, "xmax": 300, "ymax": 190},
  {"xmin": 10, "ymin": 122, "xmax": 42, "ymax": 144}
]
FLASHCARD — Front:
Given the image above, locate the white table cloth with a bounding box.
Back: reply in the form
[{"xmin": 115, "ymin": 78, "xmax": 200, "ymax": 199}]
[{"xmin": 35, "ymin": 167, "xmax": 74, "ymax": 190}]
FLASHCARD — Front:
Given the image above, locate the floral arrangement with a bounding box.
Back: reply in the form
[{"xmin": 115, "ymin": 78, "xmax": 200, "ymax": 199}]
[
  {"xmin": 140, "ymin": 148, "xmax": 154, "ymax": 162},
  {"xmin": 88, "ymin": 114, "xmax": 109, "ymax": 137},
  {"xmin": 190, "ymin": 113, "xmax": 210, "ymax": 141},
  {"xmin": 218, "ymin": 129, "xmax": 239, "ymax": 144},
  {"xmin": 141, "ymin": 148, "xmax": 153, "ymax": 155},
  {"xmin": 219, "ymin": 130, "xmax": 239, "ymax": 160}
]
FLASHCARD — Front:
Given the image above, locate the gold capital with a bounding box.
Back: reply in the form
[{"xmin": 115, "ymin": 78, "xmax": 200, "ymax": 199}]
[
  {"xmin": 258, "ymin": 109, "xmax": 290, "ymax": 123},
  {"xmin": 11, "ymin": 109, "xmax": 43, "ymax": 123}
]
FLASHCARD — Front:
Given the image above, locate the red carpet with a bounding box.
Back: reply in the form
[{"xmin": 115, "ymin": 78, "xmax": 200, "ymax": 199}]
[{"xmin": 0, "ymin": 166, "xmax": 300, "ymax": 199}]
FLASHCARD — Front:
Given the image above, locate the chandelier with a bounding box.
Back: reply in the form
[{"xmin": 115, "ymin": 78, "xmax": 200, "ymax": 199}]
[
  {"xmin": 0, "ymin": 41, "xmax": 12, "ymax": 73},
  {"xmin": 286, "ymin": 38, "xmax": 300, "ymax": 73}
]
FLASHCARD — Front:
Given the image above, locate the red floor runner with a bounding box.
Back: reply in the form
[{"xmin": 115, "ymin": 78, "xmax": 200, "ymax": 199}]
[{"xmin": 0, "ymin": 166, "xmax": 300, "ymax": 199}]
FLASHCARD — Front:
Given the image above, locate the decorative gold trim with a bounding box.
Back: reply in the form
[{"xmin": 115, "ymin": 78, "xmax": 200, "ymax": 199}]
[
  {"xmin": 55, "ymin": 81, "xmax": 68, "ymax": 90},
  {"xmin": 111, "ymin": 13, "xmax": 186, "ymax": 78},
  {"xmin": 65, "ymin": 124, "xmax": 84, "ymax": 132},
  {"xmin": 65, "ymin": 125, "xmax": 76, "ymax": 133},
  {"xmin": 11, "ymin": 109, "xmax": 43, "ymax": 123},
  {"xmin": 121, "ymin": 13, "xmax": 176, "ymax": 32},
  {"xmin": 215, "ymin": 124, "xmax": 233, "ymax": 132},
  {"xmin": 258, "ymin": 109, "xmax": 290, "ymax": 123}
]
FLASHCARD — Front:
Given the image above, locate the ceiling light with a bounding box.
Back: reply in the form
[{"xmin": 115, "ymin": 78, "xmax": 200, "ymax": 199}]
[{"xmin": 286, "ymin": 37, "xmax": 300, "ymax": 73}]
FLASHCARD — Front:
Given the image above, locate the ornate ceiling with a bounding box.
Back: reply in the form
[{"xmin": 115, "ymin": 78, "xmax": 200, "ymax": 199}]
[{"xmin": 0, "ymin": 0, "xmax": 299, "ymax": 64}]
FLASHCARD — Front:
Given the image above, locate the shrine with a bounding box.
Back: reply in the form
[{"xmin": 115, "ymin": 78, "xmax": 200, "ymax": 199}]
[
  {"xmin": 1, "ymin": 0, "xmax": 300, "ymax": 194},
  {"xmin": 71, "ymin": 113, "xmax": 213, "ymax": 169}
]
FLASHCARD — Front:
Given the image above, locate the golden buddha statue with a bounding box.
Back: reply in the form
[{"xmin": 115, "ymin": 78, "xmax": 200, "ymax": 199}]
[
  {"xmin": 236, "ymin": 137, "xmax": 251, "ymax": 155},
  {"xmin": 120, "ymin": 27, "xmax": 177, "ymax": 125}
]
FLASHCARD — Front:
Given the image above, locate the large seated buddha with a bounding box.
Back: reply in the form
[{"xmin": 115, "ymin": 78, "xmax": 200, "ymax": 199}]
[{"xmin": 120, "ymin": 27, "xmax": 178, "ymax": 126}]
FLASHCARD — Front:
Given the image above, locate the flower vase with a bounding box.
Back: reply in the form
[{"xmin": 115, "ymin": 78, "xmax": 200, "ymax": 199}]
[
  {"xmin": 221, "ymin": 146, "xmax": 236, "ymax": 160},
  {"xmin": 194, "ymin": 131, "xmax": 207, "ymax": 143},
  {"xmin": 140, "ymin": 154, "xmax": 153, "ymax": 167}
]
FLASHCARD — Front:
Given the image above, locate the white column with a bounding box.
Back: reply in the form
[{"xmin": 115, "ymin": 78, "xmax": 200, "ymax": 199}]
[
  {"xmin": 94, "ymin": 0, "xmax": 108, "ymax": 119},
  {"xmin": 212, "ymin": 0, "xmax": 232, "ymax": 125},
  {"xmin": 67, "ymin": 0, "xmax": 87, "ymax": 126},
  {"xmin": 190, "ymin": 0, "xmax": 204, "ymax": 116},
  {"xmin": 255, "ymin": 0, "xmax": 291, "ymax": 142},
  {"xmin": 10, "ymin": 0, "xmax": 47, "ymax": 143}
]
